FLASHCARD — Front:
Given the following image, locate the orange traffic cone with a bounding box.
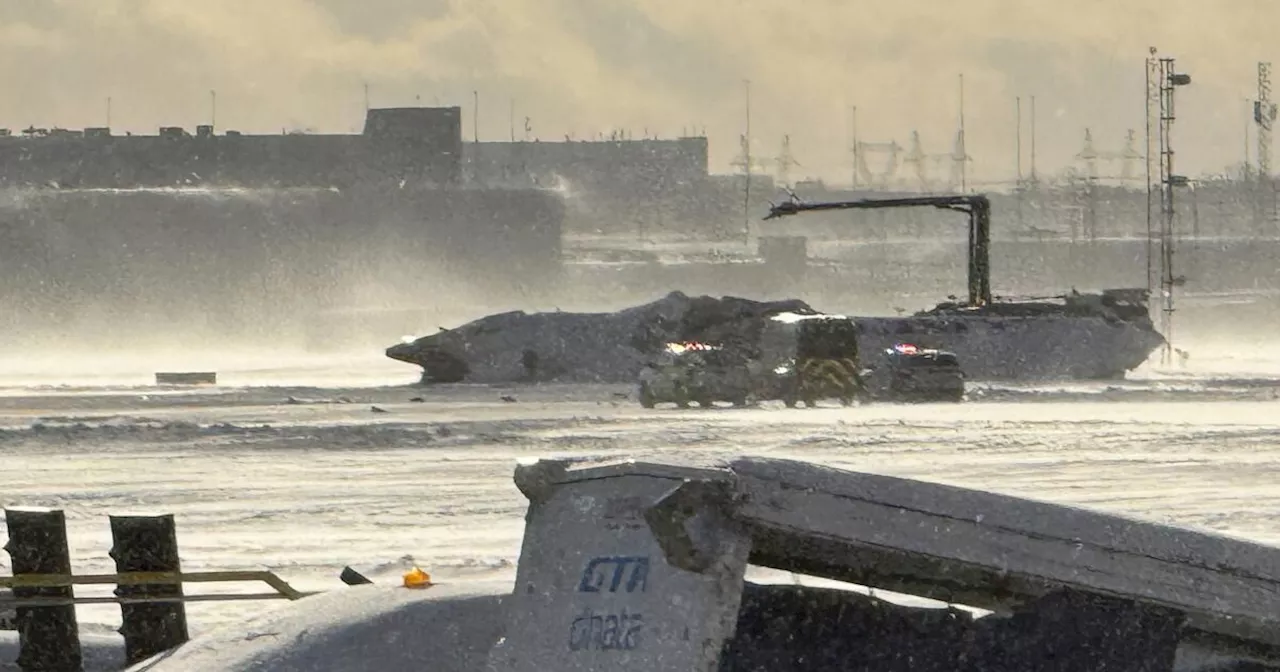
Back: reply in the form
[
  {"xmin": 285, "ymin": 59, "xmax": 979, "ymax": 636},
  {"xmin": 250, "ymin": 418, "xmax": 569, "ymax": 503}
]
[{"xmin": 403, "ymin": 567, "xmax": 433, "ymax": 589}]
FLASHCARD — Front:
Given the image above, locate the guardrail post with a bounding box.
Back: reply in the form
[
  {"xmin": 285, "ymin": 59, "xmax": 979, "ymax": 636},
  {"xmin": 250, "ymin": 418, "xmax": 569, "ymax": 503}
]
[
  {"xmin": 3, "ymin": 508, "xmax": 83, "ymax": 672},
  {"xmin": 109, "ymin": 514, "xmax": 189, "ymax": 665}
]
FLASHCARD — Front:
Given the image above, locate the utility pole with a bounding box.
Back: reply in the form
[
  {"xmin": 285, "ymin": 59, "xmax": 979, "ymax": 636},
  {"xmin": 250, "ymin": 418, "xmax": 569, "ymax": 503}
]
[
  {"xmin": 210, "ymin": 90, "xmax": 217, "ymax": 130},
  {"xmin": 473, "ymin": 90, "xmax": 479, "ymax": 143},
  {"xmin": 509, "ymin": 98, "xmax": 515, "ymax": 142},
  {"xmin": 363, "ymin": 82, "xmax": 370, "ymax": 112}
]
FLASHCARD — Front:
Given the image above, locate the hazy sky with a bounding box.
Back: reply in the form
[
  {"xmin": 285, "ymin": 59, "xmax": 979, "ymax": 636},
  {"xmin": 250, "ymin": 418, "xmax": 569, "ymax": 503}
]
[{"xmin": 1, "ymin": 0, "xmax": 1275, "ymax": 185}]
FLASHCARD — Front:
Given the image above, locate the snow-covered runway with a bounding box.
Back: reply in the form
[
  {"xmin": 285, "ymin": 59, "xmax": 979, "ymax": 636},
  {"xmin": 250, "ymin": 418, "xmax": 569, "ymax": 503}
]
[{"xmin": 3, "ymin": 353, "xmax": 1280, "ymax": 637}]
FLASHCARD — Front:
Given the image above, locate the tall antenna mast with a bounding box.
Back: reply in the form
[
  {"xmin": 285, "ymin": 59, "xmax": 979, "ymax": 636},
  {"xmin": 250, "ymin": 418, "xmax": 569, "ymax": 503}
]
[
  {"xmin": 473, "ymin": 90, "xmax": 479, "ymax": 143},
  {"xmin": 958, "ymin": 74, "xmax": 967, "ymax": 192},
  {"xmin": 363, "ymin": 82, "xmax": 370, "ymax": 112},
  {"xmin": 106, "ymin": 97, "xmax": 112, "ymax": 129},
  {"xmin": 509, "ymin": 98, "xmax": 516, "ymax": 142},
  {"xmin": 1256, "ymin": 62, "xmax": 1277, "ymax": 228},
  {"xmin": 1015, "ymin": 96, "xmax": 1024, "ymax": 228},
  {"xmin": 1258, "ymin": 62, "xmax": 1273, "ymax": 179},
  {"xmin": 743, "ymin": 78, "xmax": 752, "ymax": 244},
  {"xmin": 1145, "ymin": 53, "xmax": 1158, "ymax": 295},
  {"xmin": 850, "ymin": 106, "xmax": 859, "ymax": 188},
  {"xmin": 1015, "ymin": 97, "xmax": 1022, "ymax": 182},
  {"xmin": 1245, "ymin": 97, "xmax": 1253, "ymax": 182},
  {"xmin": 1029, "ymin": 95, "xmax": 1038, "ymax": 183},
  {"xmin": 1149, "ymin": 49, "xmax": 1193, "ymax": 367},
  {"xmin": 210, "ymin": 90, "xmax": 217, "ymax": 130}
]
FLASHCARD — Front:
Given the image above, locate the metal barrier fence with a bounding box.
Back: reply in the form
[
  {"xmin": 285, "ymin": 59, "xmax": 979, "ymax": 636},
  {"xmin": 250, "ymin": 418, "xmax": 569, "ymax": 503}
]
[{"xmin": 1, "ymin": 508, "xmax": 317, "ymax": 672}]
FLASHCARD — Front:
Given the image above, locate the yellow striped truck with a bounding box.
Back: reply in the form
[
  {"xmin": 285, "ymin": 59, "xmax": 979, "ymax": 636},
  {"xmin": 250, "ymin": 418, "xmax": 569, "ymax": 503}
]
[{"xmin": 637, "ymin": 311, "xmax": 965, "ymax": 408}]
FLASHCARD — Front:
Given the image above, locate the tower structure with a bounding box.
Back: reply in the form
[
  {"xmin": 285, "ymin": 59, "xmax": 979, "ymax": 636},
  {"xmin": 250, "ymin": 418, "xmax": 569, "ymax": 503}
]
[
  {"xmin": 903, "ymin": 131, "xmax": 961, "ymax": 192},
  {"xmin": 1075, "ymin": 128, "xmax": 1101, "ymax": 242},
  {"xmin": 1015, "ymin": 97, "xmax": 1024, "ymax": 228},
  {"xmin": 1257, "ymin": 62, "xmax": 1274, "ymax": 179},
  {"xmin": 729, "ymin": 135, "xmax": 770, "ymax": 175},
  {"xmin": 1078, "ymin": 128, "xmax": 1100, "ymax": 181},
  {"xmin": 1144, "ymin": 55, "xmax": 1161, "ymax": 295},
  {"xmin": 1075, "ymin": 128, "xmax": 1143, "ymax": 240},
  {"xmin": 957, "ymin": 73, "xmax": 968, "ymax": 192},
  {"xmin": 854, "ymin": 140, "xmax": 903, "ymax": 190},
  {"xmin": 847, "ymin": 105, "xmax": 902, "ymax": 190},
  {"xmin": 949, "ymin": 129, "xmax": 972, "ymax": 193},
  {"xmin": 1145, "ymin": 48, "xmax": 1192, "ymax": 367},
  {"xmin": 775, "ymin": 135, "xmax": 801, "ymax": 188},
  {"xmin": 1255, "ymin": 62, "xmax": 1277, "ymax": 227},
  {"xmin": 1118, "ymin": 129, "xmax": 1142, "ymax": 181},
  {"xmin": 742, "ymin": 79, "xmax": 752, "ymax": 244},
  {"xmin": 903, "ymin": 131, "xmax": 929, "ymax": 190},
  {"xmin": 1077, "ymin": 128, "xmax": 1143, "ymax": 184},
  {"xmin": 850, "ymin": 106, "xmax": 859, "ymax": 188}
]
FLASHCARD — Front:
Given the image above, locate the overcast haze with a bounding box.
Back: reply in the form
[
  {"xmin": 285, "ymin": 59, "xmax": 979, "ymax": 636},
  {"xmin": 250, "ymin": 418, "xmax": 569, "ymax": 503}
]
[{"xmin": 1, "ymin": 0, "xmax": 1275, "ymax": 185}]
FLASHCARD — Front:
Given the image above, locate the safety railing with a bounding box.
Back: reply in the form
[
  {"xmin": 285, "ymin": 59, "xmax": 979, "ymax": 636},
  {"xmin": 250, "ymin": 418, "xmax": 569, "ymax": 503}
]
[{"xmin": 2, "ymin": 507, "xmax": 321, "ymax": 672}]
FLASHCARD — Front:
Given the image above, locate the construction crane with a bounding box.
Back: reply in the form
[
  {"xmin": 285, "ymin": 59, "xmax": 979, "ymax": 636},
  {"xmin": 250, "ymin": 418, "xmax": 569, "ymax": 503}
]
[{"xmin": 764, "ymin": 193, "xmax": 992, "ymax": 307}]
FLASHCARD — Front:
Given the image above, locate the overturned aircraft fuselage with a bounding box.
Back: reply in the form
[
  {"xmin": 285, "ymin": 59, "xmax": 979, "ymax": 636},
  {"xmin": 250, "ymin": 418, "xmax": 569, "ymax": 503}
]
[{"xmin": 385, "ymin": 291, "xmax": 1164, "ymax": 385}]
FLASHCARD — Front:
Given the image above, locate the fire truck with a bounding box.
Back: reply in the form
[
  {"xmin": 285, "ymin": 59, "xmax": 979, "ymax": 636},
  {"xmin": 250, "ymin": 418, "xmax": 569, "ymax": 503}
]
[{"xmin": 637, "ymin": 312, "xmax": 965, "ymax": 408}]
